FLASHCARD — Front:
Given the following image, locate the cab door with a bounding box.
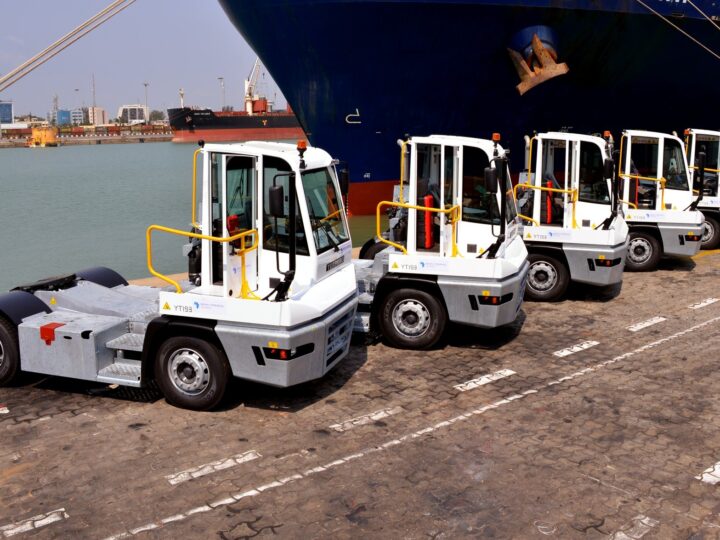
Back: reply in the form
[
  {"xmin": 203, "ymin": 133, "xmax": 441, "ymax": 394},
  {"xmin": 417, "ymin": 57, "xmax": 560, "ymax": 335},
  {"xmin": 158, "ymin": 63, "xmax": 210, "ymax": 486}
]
[
  {"xmin": 574, "ymin": 140, "xmax": 613, "ymax": 228},
  {"xmin": 440, "ymin": 145, "xmax": 459, "ymax": 257},
  {"xmin": 222, "ymin": 154, "xmax": 258, "ymax": 298}
]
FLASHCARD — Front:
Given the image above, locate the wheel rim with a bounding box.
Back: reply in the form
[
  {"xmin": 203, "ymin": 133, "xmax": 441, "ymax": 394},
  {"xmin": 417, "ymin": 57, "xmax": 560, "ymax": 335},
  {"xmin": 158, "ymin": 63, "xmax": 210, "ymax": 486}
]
[
  {"xmin": 168, "ymin": 348, "xmax": 210, "ymax": 396},
  {"xmin": 628, "ymin": 237, "xmax": 652, "ymax": 264},
  {"xmin": 702, "ymin": 221, "xmax": 715, "ymax": 245},
  {"xmin": 392, "ymin": 299, "xmax": 431, "ymax": 338},
  {"xmin": 528, "ymin": 261, "xmax": 558, "ymax": 292},
  {"xmin": 0, "ymin": 340, "xmax": 4, "ymax": 369}
]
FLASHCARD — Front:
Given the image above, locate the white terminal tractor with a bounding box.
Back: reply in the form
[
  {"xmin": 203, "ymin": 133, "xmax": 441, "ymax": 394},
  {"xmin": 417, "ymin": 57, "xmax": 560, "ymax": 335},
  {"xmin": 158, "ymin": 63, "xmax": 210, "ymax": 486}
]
[
  {"xmin": 0, "ymin": 141, "xmax": 358, "ymax": 410},
  {"xmin": 618, "ymin": 130, "xmax": 704, "ymax": 270},
  {"xmin": 354, "ymin": 135, "xmax": 529, "ymax": 349},
  {"xmin": 684, "ymin": 128, "xmax": 720, "ymax": 250},
  {"xmin": 516, "ymin": 132, "xmax": 628, "ymax": 300}
]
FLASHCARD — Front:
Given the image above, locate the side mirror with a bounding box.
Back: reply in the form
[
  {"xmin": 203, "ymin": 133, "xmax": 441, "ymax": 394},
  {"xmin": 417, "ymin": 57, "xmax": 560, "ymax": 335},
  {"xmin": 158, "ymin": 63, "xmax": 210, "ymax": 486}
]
[
  {"xmin": 268, "ymin": 185, "xmax": 285, "ymax": 218},
  {"xmin": 696, "ymin": 151, "xmax": 706, "ymax": 195},
  {"xmin": 339, "ymin": 168, "xmax": 350, "ymax": 197},
  {"xmin": 603, "ymin": 158, "xmax": 614, "ymax": 180},
  {"xmin": 484, "ymin": 166, "xmax": 498, "ymax": 194}
]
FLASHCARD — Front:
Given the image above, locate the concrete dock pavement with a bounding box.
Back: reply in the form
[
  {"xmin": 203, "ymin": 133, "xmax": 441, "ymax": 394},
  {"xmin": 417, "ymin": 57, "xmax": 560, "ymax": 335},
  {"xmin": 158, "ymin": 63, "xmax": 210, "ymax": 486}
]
[{"xmin": 0, "ymin": 249, "xmax": 719, "ymax": 538}]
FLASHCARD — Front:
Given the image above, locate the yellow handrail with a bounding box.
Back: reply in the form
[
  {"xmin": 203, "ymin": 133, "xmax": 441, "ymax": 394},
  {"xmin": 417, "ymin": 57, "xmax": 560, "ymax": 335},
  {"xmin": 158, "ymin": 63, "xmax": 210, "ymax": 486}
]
[
  {"xmin": 526, "ymin": 136, "xmax": 536, "ymax": 181},
  {"xmin": 619, "ymin": 199, "xmax": 638, "ymax": 209},
  {"xmin": 619, "ymin": 173, "xmax": 666, "ymax": 210},
  {"xmin": 398, "ymin": 141, "xmax": 408, "ymax": 204},
  {"xmin": 376, "ymin": 201, "xmax": 460, "ymax": 256},
  {"xmin": 146, "ymin": 225, "xmax": 258, "ymax": 294},
  {"xmin": 690, "ymin": 165, "xmax": 720, "ymax": 173},
  {"xmin": 191, "ymin": 148, "xmax": 202, "ymax": 229},
  {"xmin": 517, "ymin": 213, "xmax": 540, "ymax": 226},
  {"xmin": 513, "ymin": 183, "xmax": 579, "ymax": 229}
]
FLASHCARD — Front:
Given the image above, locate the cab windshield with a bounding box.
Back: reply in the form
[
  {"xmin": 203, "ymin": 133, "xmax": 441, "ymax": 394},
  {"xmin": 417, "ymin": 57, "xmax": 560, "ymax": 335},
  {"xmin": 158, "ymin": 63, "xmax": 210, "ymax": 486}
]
[
  {"xmin": 301, "ymin": 168, "xmax": 349, "ymax": 254},
  {"xmin": 663, "ymin": 139, "xmax": 689, "ymax": 191}
]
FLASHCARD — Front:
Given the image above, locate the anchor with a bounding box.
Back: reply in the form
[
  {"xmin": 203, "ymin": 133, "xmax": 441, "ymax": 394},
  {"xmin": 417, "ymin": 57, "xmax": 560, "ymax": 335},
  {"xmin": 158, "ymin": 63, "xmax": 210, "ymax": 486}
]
[{"xmin": 508, "ymin": 33, "xmax": 569, "ymax": 96}]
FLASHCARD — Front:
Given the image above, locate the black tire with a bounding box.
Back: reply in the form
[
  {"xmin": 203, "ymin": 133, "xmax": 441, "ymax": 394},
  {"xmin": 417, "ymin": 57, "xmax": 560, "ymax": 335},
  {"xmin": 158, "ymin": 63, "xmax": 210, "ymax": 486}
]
[
  {"xmin": 155, "ymin": 336, "xmax": 230, "ymax": 411},
  {"xmin": 378, "ymin": 288, "xmax": 447, "ymax": 349},
  {"xmin": 626, "ymin": 231, "xmax": 661, "ymax": 272},
  {"xmin": 701, "ymin": 215, "xmax": 720, "ymax": 250},
  {"xmin": 525, "ymin": 253, "xmax": 570, "ymax": 302},
  {"xmin": 0, "ymin": 317, "xmax": 21, "ymax": 386},
  {"xmin": 360, "ymin": 239, "xmax": 389, "ymax": 260}
]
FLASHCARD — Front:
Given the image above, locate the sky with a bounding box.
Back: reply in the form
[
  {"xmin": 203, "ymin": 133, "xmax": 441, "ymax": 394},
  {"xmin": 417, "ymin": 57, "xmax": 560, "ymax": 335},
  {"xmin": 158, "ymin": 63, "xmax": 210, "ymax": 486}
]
[{"xmin": 0, "ymin": 0, "xmax": 286, "ymax": 118}]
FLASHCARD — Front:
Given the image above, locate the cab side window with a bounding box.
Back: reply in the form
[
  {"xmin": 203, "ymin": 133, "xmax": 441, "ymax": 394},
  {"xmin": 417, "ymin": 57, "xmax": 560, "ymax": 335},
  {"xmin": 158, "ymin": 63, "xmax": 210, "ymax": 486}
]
[{"xmin": 262, "ymin": 156, "xmax": 309, "ymax": 256}]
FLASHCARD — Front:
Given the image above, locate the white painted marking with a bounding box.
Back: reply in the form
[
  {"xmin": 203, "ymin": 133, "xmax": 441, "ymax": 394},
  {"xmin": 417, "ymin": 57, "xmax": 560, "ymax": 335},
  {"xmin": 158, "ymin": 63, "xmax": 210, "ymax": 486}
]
[
  {"xmin": 689, "ymin": 297, "xmax": 718, "ymax": 310},
  {"xmin": 0, "ymin": 406, "xmax": 8, "ymax": 415},
  {"xmin": 0, "ymin": 508, "xmax": 68, "ymax": 538},
  {"xmin": 553, "ymin": 340, "xmax": 599, "ymax": 357},
  {"xmin": 164, "ymin": 450, "xmax": 261, "ymax": 485},
  {"xmin": 627, "ymin": 316, "xmax": 667, "ymax": 332},
  {"xmin": 610, "ymin": 514, "xmax": 659, "ymax": 539},
  {"xmin": 696, "ymin": 461, "xmax": 720, "ymax": 484},
  {"xmin": 329, "ymin": 406, "xmax": 403, "ymax": 432},
  {"xmin": 104, "ymin": 316, "xmax": 720, "ymax": 539},
  {"xmin": 454, "ymin": 369, "xmax": 516, "ymax": 392}
]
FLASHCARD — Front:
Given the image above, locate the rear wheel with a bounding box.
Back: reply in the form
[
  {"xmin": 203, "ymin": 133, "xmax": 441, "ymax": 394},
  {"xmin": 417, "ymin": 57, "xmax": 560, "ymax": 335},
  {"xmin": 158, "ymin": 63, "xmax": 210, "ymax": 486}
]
[
  {"xmin": 525, "ymin": 253, "xmax": 570, "ymax": 302},
  {"xmin": 626, "ymin": 231, "xmax": 661, "ymax": 271},
  {"xmin": 155, "ymin": 336, "xmax": 230, "ymax": 411},
  {"xmin": 360, "ymin": 239, "xmax": 389, "ymax": 260},
  {"xmin": 701, "ymin": 215, "xmax": 720, "ymax": 250},
  {"xmin": 0, "ymin": 317, "xmax": 21, "ymax": 386},
  {"xmin": 378, "ymin": 288, "xmax": 447, "ymax": 349}
]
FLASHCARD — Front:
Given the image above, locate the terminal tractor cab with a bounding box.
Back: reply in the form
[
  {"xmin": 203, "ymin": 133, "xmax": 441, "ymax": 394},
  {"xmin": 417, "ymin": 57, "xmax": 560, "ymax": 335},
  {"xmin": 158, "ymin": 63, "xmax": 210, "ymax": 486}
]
[
  {"xmin": 516, "ymin": 132, "xmax": 628, "ymax": 301},
  {"xmin": 356, "ymin": 134, "xmax": 529, "ymax": 349},
  {"xmin": 0, "ymin": 141, "xmax": 358, "ymax": 410},
  {"xmin": 684, "ymin": 128, "xmax": 720, "ymax": 250},
  {"xmin": 618, "ymin": 130, "xmax": 704, "ymax": 270}
]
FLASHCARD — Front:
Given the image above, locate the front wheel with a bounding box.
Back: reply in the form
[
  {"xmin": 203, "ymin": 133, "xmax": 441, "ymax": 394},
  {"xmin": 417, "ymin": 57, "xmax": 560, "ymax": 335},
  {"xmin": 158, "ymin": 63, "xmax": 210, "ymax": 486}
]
[
  {"xmin": 378, "ymin": 288, "xmax": 447, "ymax": 349},
  {"xmin": 155, "ymin": 336, "xmax": 230, "ymax": 411},
  {"xmin": 626, "ymin": 232, "xmax": 661, "ymax": 272},
  {"xmin": 525, "ymin": 253, "xmax": 570, "ymax": 302},
  {"xmin": 701, "ymin": 215, "xmax": 720, "ymax": 250},
  {"xmin": 0, "ymin": 318, "xmax": 21, "ymax": 386}
]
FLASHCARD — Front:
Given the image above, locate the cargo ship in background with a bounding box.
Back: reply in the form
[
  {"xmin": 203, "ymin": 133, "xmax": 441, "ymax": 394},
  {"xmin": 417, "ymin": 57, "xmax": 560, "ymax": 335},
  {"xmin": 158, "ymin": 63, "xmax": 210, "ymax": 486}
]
[
  {"xmin": 218, "ymin": 0, "xmax": 720, "ymax": 214},
  {"xmin": 168, "ymin": 58, "xmax": 305, "ymax": 144}
]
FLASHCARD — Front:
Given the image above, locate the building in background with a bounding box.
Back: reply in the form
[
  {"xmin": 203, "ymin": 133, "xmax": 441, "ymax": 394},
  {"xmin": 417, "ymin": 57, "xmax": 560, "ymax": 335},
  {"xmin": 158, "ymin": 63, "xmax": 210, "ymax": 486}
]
[
  {"xmin": 0, "ymin": 101, "xmax": 14, "ymax": 124},
  {"xmin": 71, "ymin": 108, "xmax": 87, "ymax": 125},
  {"xmin": 117, "ymin": 104, "xmax": 148, "ymax": 124},
  {"xmin": 54, "ymin": 109, "xmax": 71, "ymax": 126},
  {"xmin": 88, "ymin": 106, "xmax": 108, "ymax": 125}
]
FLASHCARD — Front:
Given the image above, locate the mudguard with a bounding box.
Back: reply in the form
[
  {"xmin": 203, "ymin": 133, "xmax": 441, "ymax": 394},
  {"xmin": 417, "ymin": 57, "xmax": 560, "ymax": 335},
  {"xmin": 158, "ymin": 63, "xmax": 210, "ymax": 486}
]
[
  {"xmin": 0, "ymin": 291, "xmax": 51, "ymax": 325},
  {"xmin": 76, "ymin": 267, "xmax": 128, "ymax": 288}
]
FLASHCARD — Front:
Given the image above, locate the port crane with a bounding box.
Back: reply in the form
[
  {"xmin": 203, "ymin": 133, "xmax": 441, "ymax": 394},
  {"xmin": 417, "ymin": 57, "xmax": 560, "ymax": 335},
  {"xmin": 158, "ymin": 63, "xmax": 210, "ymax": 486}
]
[
  {"xmin": 618, "ymin": 130, "xmax": 704, "ymax": 270},
  {"xmin": 354, "ymin": 135, "xmax": 529, "ymax": 349},
  {"xmin": 0, "ymin": 141, "xmax": 357, "ymax": 410},
  {"xmin": 515, "ymin": 132, "xmax": 628, "ymax": 301},
  {"xmin": 684, "ymin": 128, "xmax": 720, "ymax": 250}
]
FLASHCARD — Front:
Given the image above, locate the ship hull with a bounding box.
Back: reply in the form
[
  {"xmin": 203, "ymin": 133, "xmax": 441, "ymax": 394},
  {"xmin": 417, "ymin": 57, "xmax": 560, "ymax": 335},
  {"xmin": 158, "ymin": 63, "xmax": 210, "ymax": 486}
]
[
  {"xmin": 167, "ymin": 107, "xmax": 305, "ymax": 143},
  {"xmin": 218, "ymin": 0, "xmax": 720, "ymax": 213}
]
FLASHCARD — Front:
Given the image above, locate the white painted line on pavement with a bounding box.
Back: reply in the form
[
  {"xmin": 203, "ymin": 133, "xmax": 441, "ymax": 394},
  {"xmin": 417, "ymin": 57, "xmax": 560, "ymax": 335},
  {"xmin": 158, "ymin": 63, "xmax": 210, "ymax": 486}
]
[
  {"xmin": 329, "ymin": 406, "xmax": 404, "ymax": 432},
  {"xmin": 696, "ymin": 461, "xmax": 720, "ymax": 484},
  {"xmin": 454, "ymin": 369, "xmax": 516, "ymax": 392},
  {"xmin": 627, "ymin": 316, "xmax": 666, "ymax": 332},
  {"xmin": 164, "ymin": 450, "xmax": 261, "ymax": 486},
  {"xmin": 103, "ymin": 315, "xmax": 720, "ymax": 540},
  {"xmin": 0, "ymin": 508, "xmax": 68, "ymax": 538},
  {"xmin": 610, "ymin": 514, "xmax": 659, "ymax": 539},
  {"xmin": 553, "ymin": 340, "xmax": 599, "ymax": 358},
  {"xmin": 689, "ymin": 297, "xmax": 718, "ymax": 310}
]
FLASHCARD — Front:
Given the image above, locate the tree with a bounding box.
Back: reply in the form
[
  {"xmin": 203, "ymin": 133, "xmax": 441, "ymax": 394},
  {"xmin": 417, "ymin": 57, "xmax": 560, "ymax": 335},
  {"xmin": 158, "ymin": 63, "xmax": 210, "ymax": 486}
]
[{"xmin": 149, "ymin": 109, "xmax": 166, "ymax": 122}]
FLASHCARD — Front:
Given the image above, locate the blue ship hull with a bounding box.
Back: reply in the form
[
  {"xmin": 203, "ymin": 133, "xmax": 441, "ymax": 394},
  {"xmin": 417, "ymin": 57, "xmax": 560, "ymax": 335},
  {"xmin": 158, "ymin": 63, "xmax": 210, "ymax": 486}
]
[{"xmin": 218, "ymin": 0, "xmax": 720, "ymax": 213}]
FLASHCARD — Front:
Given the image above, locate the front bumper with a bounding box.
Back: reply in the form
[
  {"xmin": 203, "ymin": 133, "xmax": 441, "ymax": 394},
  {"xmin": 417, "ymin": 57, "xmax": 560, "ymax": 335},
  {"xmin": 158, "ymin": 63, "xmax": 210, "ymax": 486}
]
[
  {"xmin": 437, "ymin": 260, "xmax": 529, "ymax": 329},
  {"xmin": 659, "ymin": 223, "xmax": 704, "ymax": 257},
  {"xmin": 564, "ymin": 241, "xmax": 627, "ymax": 286},
  {"xmin": 215, "ymin": 295, "xmax": 358, "ymax": 388}
]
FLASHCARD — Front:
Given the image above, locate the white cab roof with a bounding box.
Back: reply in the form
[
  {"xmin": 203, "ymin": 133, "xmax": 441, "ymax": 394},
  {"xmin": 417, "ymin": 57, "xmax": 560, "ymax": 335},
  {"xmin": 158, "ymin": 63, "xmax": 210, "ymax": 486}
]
[
  {"xmin": 623, "ymin": 129, "xmax": 684, "ymax": 145},
  {"xmin": 411, "ymin": 134, "xmax": 506, "ymax": 156},
  {"xmin": 202, "ymin": 141, "xmax": 334, "ymax": 171},
  {"xmin": 686, "ymin": 128, "xmax": 720, "ymax": 138},
  {"xmin": 538, "ymin": 132, "xmax": 608, "ymax": 145}
]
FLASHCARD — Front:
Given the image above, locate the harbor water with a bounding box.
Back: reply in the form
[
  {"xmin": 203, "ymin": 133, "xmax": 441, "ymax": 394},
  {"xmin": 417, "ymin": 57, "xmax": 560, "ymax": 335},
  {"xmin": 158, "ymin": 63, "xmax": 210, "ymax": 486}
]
[{"xmin": 0, "ymin": 143, "xmax": 377, "ymax": 293}]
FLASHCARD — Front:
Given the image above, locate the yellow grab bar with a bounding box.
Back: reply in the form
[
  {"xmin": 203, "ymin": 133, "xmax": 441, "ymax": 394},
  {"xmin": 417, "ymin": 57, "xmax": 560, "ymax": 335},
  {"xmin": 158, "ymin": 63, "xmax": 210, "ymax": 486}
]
[
  {"xmin": 619, "ymin": 199, "xmax": 638, "ymax": 209},
  {"xmin": 376, "ymin": 201, "xmax": 460, "ymax": 256},
  {"xmin": 513, "ymin": 183, "xmax": 579, "ymax": 229},
  {"xmin": 690, "ymin": 165, "xmax": 720, "ymax": 173},
  {"xmin": 398, "ymin": 141, "xmax": 408, "ymax": 204},
  {"xmin": 517, "ymin": 213, "xmax": 540, "ymax": 226},
  {"xmin": 526, "ymin": 136, "xmax": 536, "ymax": 181},
  {"xmin": 619, "ymin": 173, "xmax": 666, "ymax": 210},
  {"xmin": 191, "ymin": 148, "xmax": 202, "ymax": 229},
  {"xmin": 146, "ymin": 225, "xmax": 258, "ymax": 294}
]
